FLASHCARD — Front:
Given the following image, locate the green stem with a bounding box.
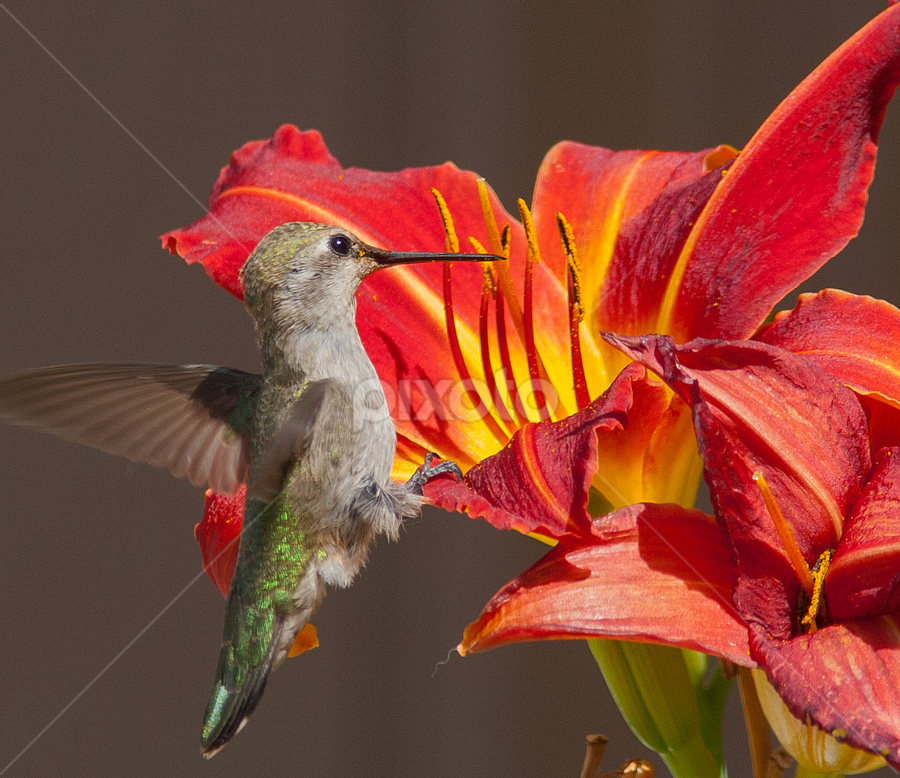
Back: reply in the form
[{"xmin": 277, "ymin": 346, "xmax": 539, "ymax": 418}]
[{"xmin": 589, "ymin": 639, "xmax": 728, "ymax": 778}]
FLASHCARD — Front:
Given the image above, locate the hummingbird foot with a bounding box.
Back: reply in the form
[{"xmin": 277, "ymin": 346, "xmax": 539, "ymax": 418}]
[{"xmin": 405, "ymin": 452, "xmax": 463, "ymax": 496}]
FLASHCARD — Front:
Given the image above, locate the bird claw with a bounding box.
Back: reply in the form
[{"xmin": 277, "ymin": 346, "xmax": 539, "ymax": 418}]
[{"xmin": 405, "ymin": 452, "xmax": 463, "ymax": 495}]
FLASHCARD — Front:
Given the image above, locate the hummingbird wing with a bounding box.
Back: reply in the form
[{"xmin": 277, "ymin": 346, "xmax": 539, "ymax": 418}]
[
  {"xmin": 247, "ymin": 378, "xmax": 335, "ymax": 502},
  {"xmin": 0, "ymin": 364, "xmax": 262, "ymax": 494}
]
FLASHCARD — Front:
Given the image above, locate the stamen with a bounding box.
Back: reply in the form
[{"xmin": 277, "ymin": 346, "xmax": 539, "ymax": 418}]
[
  {"xmin": 476, "ymin": 178, "xmax": 505, "ymax": 256},
  {"xmin": 475, "ymin": 179, "xmax": 528, "ymax": 352},
  {"xmin": 517, "ymin": 198, "xmax": 543, "ymax": 264},
  {"xmin": 753, "ymin": 471, "xmax": 815, "ymax": 597},
  {"xmin": 431, "ymin": 189, "xmax": 508, "ymax": 445},
  {"xmin": 430, "ymin": 188, "xmax": 461, "ymax": 253},
  {"xmin": 478, "ymin": 267, "xmax": 516, "ymax": 429},
  {"xmin": 468, "ymin": 236, "xmax": 488, "ymax": 254},
  {"xmin": 494, "ymin": 272, "xmax": 528, "ymax": 426},
  {"xmin": 486, "ymin": 222, "xmax": 526, "ymax": 424},
  {"xmin": 556, "ymin": 212, "xmax": 591, "ymax": 410},
  {"xmin": 472, "ymin": 225, "xmax": 536, "ymax": 424},
  {"xmin": 479, "ymin": 264, "xmax": 499, "ymax": 407},
  {"xmin": 517, "ymin": 199, "xmax": 550, "ymax": 421},
  {"xmin": 801, "ymin": 550, "xmax": 833, "ymax": 633}
]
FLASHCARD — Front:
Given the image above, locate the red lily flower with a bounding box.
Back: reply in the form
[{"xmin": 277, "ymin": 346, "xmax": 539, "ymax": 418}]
[
  {"xmin": 162, "ymin": 2, "xmax": 900, "ymax": 600},
  {"xmin": 431, "ymin": 303, "xmax": 900, "ymax": 765},
  {"xmin": 607, "ymin": 333, "xmax": 900, "ymax": 768}
]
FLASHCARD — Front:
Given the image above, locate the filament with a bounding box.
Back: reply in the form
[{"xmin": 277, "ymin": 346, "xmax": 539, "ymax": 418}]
[{"xmin": 753, "ymin": 471, "xmax": 815, "ymax": 597}]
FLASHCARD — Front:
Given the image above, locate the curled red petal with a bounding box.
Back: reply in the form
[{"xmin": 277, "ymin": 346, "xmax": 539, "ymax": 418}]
[
  {"xmin": 194, "ymin": 488, "xmax": 244, "ymax": 597},
  {"xmin": 666, "ymin": 4, "xmax": 900, "ymax": 341},
  {"xmin": 827, "ymin": 447, "xmax": 900, "ymax": 621},
  {"xmin": 758, "ymin": 290, "xmax": 900, "ymax": 408},
  {"xmin": 607, "ymin": 334, "xmax": 871, "ymax": 634},
  {"xmin": 425, "ymin": 362, "xmax": 649, "ymax": 539},
  {"xmin": 458, "ymin": 503, "xmax": 750, "ymax": 665},
  {"xmin": 751, "ymin": 617, "xmax": 900, "ymax": 770}
]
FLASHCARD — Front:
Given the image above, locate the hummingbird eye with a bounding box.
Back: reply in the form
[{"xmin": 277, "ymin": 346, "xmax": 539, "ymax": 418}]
[{"xmin": 329, "ymin": 234, "xmax": 352, "ymax": 257}]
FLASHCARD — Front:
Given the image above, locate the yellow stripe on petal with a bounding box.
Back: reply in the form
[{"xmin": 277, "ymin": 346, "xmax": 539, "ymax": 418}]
[
  {"xmin": 584, "ymin": 152, "xmax": 657, "ymax": 318},
  {"xmin": 656, "ymin": 211, "xmax": 706, "ymax": 340}
]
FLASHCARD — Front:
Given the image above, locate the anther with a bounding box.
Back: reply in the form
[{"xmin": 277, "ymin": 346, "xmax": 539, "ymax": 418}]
[{"xmin": 800, "ymin": 550, "xmax": 833, "ymax": 633}]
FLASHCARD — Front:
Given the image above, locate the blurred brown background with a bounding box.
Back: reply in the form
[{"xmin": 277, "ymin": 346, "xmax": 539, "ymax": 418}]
[{"xmin": 1, "ymin": 2, "xmax": 898, "ymax": 777}]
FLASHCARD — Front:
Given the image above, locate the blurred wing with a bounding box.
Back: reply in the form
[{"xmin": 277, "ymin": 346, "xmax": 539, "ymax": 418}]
[
  {"xmin": 249, "ymin": 378, "xmax": 335, "ymax": 502},
  {"xmin": 0, "ymin": 364, "xmax": 262, "ymax": 494}
]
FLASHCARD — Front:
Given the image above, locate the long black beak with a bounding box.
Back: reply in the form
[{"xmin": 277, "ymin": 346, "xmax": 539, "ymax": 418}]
[{"xmin": 367, "ymin": 247, "xmax": 504, "ymax": 266}]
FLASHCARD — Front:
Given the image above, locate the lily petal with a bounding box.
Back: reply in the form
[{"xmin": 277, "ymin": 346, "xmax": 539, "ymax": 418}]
[
  {"xmin": 608, "ymin": 335, "xmax": 871, "ymax": 559},
  {"xmin": 162, "ymin": 126, "xmax": 512, "ymax": 297},
  {"xmin": 194, "ymin": 487, "xmax": 244, "ymax": 596},
  {"xmin": 532, "ymin": 144, "xmax": 733, "ymax": 354},
  {"xmin": 425, "ymin": 362, "xmax": 686, "ymax": 538},
  {"xmin": 752, "ymin": 668, "xmax": 888, "ymax": 774},
  {"xmin": 758, "ymin": 290, "xmax": 900, "ymax": 409},
  {"xmin": 426, "ymin": 363, "xmax": 643, "ymax": 538},
  {"xmin": 458, "ymin": 503, "xmax": 750, "ymax": 665},
  {"xmin": 827, "ymin": 446, "xmax": 900, "ymax": 621},
  {"xmin": 863, "ymin": 397, "xmax": 900, "ymax": 456},
  {"xmin": 661, "ymin": 3, "xmax": 900, "ymax": 341},
  {"xmin": 750, "ymin": 617, "xmax": 900, "ymax": 770}
]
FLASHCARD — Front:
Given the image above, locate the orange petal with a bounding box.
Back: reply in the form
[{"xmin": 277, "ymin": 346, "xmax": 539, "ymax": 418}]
[
  {"xmin": 287, "ymin": 623, "xmax": 319, "ymax": 658},
  {"xmin": 532, "ymin": 143, "xmax": 730, "ymax": 352},
  {"xmin": 459, "ymin": 503, "xmax": 750, "ymax": 665}
]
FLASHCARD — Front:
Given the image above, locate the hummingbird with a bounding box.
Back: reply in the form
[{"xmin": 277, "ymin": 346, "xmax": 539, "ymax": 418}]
[{"xmin": 0, "ymin": 222, "xmax": 500, "ymax": 757}]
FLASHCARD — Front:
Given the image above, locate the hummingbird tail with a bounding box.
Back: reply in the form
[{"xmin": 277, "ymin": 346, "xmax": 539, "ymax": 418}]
[{"xmin": 200, "ymin": 609, "xmax": 287, "ymax": 758}]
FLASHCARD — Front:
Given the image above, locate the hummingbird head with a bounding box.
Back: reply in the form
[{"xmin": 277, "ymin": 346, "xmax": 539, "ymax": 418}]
[{"xmin": 240, "ymin": 222, "xmax": 498, "ymax": 331}]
